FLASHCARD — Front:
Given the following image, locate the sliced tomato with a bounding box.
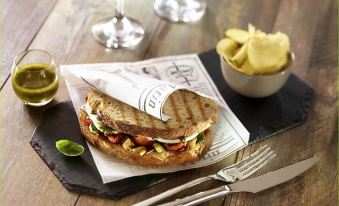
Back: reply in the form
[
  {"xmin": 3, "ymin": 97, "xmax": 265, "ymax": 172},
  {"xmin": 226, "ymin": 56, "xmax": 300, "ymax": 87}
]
[
  {"xmin": 83, "ymin": 119, "xmax": 93, "ymax": 126},
  {"xmin": 164, "ymin": 142, "xmax": 184, "ymax": 151},
  {"xmin": 107, "ymin": 134, "xmax": 123, "ymax": 144},
  {"xmin": 132, "ymin": 135, "xmax": 154, "ymax": 146}
]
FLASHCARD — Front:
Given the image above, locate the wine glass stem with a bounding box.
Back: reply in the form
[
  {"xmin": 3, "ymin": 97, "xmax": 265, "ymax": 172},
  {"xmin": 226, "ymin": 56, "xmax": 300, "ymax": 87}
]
[{"xmin": 115, "ymin": 0, "xmax": 125, "ymax": 19}]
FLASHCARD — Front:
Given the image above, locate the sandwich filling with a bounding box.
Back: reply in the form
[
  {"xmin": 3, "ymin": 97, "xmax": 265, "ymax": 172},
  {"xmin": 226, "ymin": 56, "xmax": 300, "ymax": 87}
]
[{"xmin": 82, "ymin": 103, "xmax": 207, "ymax": 156}]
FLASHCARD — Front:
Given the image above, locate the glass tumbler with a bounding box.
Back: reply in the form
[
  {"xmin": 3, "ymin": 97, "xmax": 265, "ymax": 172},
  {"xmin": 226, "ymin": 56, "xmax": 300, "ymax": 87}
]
[{"xmin": 11, "ymin": 49, "xmax": 59, "ymax": 106}]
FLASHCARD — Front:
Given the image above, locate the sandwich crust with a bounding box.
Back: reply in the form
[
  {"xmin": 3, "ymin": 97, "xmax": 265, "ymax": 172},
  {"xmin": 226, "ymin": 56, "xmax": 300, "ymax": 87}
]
[
  {"xmin": 79, "ymin": 109, "xmax": 212, "ymax": 165},
  {"xmin": 87, "ymin": 89, "xmax": 218, "ymax": 139}
]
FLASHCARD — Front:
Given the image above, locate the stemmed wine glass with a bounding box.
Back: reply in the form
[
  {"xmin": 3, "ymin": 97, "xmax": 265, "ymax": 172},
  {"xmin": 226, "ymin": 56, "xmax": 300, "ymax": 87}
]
[{"xmin": 92, "ymin": 0, "xmax": 145, "ymax": 48}]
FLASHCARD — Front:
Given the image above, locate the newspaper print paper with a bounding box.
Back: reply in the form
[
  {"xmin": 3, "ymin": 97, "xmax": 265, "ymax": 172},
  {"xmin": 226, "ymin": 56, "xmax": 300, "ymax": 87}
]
[{"xmin": 60, "ymin": 54, "xmax": 249, "ymax": 183}]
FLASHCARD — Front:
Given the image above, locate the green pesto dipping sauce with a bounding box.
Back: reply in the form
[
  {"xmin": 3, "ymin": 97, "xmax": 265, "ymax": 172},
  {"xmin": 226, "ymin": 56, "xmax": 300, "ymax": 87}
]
[{"xmin": 12, "ymin": 64, "xmax": 59, "ymax": 104}]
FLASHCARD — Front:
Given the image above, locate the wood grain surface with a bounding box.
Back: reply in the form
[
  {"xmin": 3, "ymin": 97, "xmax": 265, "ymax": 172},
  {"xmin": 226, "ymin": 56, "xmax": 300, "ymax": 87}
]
[
  {"xmin": 2, "ymin": 0, "xmax": 58, "ymax": 88},
  {"xmin": 2, "ymin": 0, "xmax": 338, "ymax": 205}
]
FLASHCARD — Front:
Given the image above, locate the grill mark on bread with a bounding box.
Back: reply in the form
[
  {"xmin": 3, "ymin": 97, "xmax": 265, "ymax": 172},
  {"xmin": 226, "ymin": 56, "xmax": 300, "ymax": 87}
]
[
  {"xmin": 169, "ymin": 95, "xmax": 182, "ymax": 124},
  {"xmin": 87, "ymin": 89, "xmax": 218, "ymax": 138},
  {"xmin": 196, "ymin": 96, "xmax": 207, "ymax": 120},
  {"xmin": 180, "ymin": 91, "xmax": 195, "ymax": 123},
  {"xmin": 116, "ymin": 101, "xmax": 126, "ymax": 121},
  {"xmin": 148, "ymin": 113, "xmax": 156, "ymax": 129},
  {"xmin": 132, "ymin": 107, "xmax": 140, "ymax": 126},
  {"xmin": 160, "ymin": 100, "xmax": 169, "ymax": 129}
]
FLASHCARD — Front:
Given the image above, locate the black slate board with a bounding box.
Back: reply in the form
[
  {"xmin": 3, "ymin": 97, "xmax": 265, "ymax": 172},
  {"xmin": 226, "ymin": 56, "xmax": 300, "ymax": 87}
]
[
  {"xmin": 30, "ymin": 49, "xmax": 313, "ymax": 199},
  {"xmin": 31, "ymin": 102, "xmax": 178, "ymax": 199}
]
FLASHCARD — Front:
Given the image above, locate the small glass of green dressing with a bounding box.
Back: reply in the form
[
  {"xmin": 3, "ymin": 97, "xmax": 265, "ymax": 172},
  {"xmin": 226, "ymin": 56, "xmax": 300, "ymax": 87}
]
[{"xmin": 11, "ymin": 49, "xmax": 59, "ymax": 106}]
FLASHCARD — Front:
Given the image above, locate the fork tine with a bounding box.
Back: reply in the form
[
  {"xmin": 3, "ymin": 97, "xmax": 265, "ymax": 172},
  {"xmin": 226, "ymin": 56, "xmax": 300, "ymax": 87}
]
[
  {"xmin": 248, "ymin": 145, "xmax": 269, "ymax": 157},
  {"xmin": 238, "ymin": 146, "xmax": 272, "ymax": 171},
  {"xmin": 239, "ymin": 152, "xmax": 276, "ymax": 180},
  {"xmin": 233, "ymin": 145, "xmax": 269, "ymax": 168},
  {"xmin": 222, "ymin": 146, "xmax": 268, "ymax": 171}
]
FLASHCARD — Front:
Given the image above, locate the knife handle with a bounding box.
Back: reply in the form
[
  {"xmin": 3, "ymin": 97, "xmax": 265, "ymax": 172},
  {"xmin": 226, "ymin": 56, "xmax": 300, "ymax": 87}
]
[
  {"xmin": 133, "ymin": 176, "xmax": 216, "ymax": 206},
  {"xmin": 158, "ymin": 185, "xmax": 232, "ymax": 206}
]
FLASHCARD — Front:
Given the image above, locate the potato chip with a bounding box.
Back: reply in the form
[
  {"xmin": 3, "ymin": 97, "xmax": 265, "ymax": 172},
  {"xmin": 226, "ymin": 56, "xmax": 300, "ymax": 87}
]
[
  {"xmin": 248, "ymin": 23, "xmax": 256, "ymax": 34},
  {"xmin": 241, "ymin": 59, "xmax": 256, "ymax": 75},
  {"xmin": 216, "ymin": 38, "xmax": 238, "ymax": 59},
  {"xmin": 232, "ymin": 47, "xmax": 240, "ymax": 56},
  {"xmin": 271, "ymin": 53, "xmax": 289, "ymax": 73},
  {"xmin": 225, "ymin": 56, "xmax": 240, "ymax": 71},
  {"xmin": 254, "ymin": 30, "xmax": 266, "ymax": 36},
  {"xmin": 225, "ymin": 29, "xmax": 250, "ymax": 44},
  {"xmin": 247, "ymin": 32, "xmax": 290, "ymax": 73},
  {"xmin": 231, "ymin": 42, "xmax": 247, "ymax": 67},
  {"xmin": 217, "ymin": 24, "xmax": 290, "ymax": 76}
]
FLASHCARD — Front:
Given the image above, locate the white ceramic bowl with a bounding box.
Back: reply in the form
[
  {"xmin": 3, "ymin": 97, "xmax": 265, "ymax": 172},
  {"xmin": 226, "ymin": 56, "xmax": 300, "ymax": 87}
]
[{"xmin": 220, "ymin": 53, "xmax": 294, "ymax": 98}]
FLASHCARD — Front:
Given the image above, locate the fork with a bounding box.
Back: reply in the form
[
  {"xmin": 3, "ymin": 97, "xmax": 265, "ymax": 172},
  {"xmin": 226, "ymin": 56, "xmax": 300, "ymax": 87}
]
[{"xmin": 133, "ymin": 145, "xmax": 276, "ymax": 206}]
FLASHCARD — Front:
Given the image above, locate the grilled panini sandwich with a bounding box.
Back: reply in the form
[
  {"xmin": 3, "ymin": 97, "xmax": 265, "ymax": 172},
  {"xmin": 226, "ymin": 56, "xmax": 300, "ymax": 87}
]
[{"xmin": 79, "ymin": 89, "xmax": 218, "ymax": 165}]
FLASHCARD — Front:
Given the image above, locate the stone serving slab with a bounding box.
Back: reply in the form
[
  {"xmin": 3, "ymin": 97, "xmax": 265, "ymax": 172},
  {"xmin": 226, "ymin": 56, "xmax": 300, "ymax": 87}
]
[{"xmin": 30, "ymin": 49, "xmax": 313, "ymax": 199}]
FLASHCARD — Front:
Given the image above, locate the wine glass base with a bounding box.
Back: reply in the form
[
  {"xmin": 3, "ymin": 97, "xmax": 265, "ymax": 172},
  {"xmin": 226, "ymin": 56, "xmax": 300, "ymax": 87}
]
[
  {"xmin": 154, "ymin": 0, "xmax": 206, "ymax": 23},
  {"xmin": 92, "ymin": 16, "xmax": 145, "ymax": 48},
  {"xmin": 23, "ymin": 98, "xmax": 53, "ymax": 107}
]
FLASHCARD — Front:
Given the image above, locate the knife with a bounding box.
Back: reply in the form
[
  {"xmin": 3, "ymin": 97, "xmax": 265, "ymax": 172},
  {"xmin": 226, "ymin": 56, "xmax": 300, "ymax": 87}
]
[{"xmin": 158, "ymin": 156, "xmax": 317, "ymax": 206}]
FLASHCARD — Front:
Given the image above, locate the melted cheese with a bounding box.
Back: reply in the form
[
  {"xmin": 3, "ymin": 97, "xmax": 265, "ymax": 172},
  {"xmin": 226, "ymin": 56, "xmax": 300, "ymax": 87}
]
[
  {"xmin": 155, "ymin": 133, "xmax": 198, "ymax": 144},
  {"xmin": 85, "ymin": 103, "xmax": 106, "ymax": 133}
]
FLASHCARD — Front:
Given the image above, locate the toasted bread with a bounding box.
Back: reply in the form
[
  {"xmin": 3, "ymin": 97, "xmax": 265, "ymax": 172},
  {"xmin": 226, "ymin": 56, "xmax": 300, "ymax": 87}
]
[
  {"xmin": 87, "ymin": 89, "xmax": 218, "ymax": 138},
  {"xmin": 79, "ymin": 109, "xmax": 212, "ymax": 165}
]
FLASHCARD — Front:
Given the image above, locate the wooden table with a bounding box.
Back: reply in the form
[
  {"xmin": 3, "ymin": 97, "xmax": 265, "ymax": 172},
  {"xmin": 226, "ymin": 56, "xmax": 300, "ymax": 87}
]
[{"xmin": 2, "ymin": 0, "xmax": 338, "ymax": 205}]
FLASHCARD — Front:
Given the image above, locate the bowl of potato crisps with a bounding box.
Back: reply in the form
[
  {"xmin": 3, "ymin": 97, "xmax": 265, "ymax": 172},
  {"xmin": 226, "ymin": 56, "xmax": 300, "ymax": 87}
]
[{"xmin": 217, "ymin": 24, "xmax": 294, "ymax": 98}]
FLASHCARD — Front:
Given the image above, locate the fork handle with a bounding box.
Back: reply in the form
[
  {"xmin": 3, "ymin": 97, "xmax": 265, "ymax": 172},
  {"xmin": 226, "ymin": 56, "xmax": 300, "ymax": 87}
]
[
  {"xmin": 158, "ymin": 185, "xmax": 232, "ymax": 206},
  {"xmin": 132, "ymin": 175, "xmax": 216, "ymax": 206}
]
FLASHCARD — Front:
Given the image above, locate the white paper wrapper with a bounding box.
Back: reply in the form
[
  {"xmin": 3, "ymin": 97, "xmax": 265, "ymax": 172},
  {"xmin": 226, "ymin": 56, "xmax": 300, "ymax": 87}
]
[
  {"xmin": 65, "ymin": 69, "xmax": 178, "ymax": 121},
  {"xmin": 61, "ymin": 54, "xmax": 249, "ymax": 183}
]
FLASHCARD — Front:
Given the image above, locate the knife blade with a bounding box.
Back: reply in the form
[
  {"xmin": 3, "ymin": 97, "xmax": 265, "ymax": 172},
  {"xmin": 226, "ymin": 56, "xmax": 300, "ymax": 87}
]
[
  {"xmin": 229, "ymin": 156, "xmax": 317, "ymax": 192},
  {"xmin": 159, "ymin": 156, "xmax": 317, "ymax": 206}
]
